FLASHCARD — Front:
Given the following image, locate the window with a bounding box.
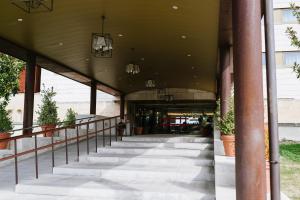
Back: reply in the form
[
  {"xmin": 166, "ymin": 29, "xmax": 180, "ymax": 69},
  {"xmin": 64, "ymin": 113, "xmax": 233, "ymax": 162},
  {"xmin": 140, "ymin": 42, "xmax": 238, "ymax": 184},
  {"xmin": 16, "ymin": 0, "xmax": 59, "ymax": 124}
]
[
  {"xmin": 282, "ymin": 9, "xmax": 298, "ymax": 24},
  {"xmin": 283, "ymin": 51, "xmax": 300, "ymax": 66}
]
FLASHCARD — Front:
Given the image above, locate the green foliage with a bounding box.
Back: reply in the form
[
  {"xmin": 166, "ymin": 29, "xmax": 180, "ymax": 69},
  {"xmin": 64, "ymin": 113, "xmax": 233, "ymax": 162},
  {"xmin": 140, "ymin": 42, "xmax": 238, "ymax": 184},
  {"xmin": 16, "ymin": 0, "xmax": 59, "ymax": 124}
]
[
  {"xmin": 0, "ymin": 104, "xmax": 13, "ymax": 132},
  {"xmin": 214, "ymin": 98, "xmax": 235, "ymax": 135},
  {"xmin": 280, "ymin": 142, "xmax": 300, "ymax": 162},
  {"xmin": 63, "ymin": 108, "xmax": 77, "ymax": 127},
  {"xmin": 0, "ymin": 53, "xmax": 24, "ymax": 105},
  {"xmin": 36, "ymin": 86, "xmax": 59, "ymax": 126},
  {"xmin": 286, "ymin": 3, "xmax": 300, "ymax": 79}
]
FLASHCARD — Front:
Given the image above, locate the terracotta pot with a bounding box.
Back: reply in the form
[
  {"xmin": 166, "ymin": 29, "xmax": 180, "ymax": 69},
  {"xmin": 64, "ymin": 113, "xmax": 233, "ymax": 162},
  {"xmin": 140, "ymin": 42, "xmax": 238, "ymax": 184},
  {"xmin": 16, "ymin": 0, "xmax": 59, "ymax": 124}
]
[
  {"xmin": 0, "ymin": 132, "xmax": 10, "ymax": 149},
  {"xmin": 221, "ymin": 135, "xmax": 235, "ymax": 157},
  {"xmin": 135, "ymin": 127, "xmax": 144, "ymax": 135},
  {"xmin": 266, "ymin": 161, "xmax": 270, "ymax": 193},
  {"xmin": 41, "ymin": 124, "xmax": 56, "ymax": 137}
]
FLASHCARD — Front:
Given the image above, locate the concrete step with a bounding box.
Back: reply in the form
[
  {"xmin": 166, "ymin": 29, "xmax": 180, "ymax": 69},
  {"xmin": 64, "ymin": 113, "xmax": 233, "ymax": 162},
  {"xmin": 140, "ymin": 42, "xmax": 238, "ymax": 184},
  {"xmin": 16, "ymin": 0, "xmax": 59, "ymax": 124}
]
[
  {"xmin": 53, "ymin": 162, "xmax": 215, "ymax": 182},
  {"xmin": 16, "ymin": 174, "xmax": 215, "ymax": 200},
  {"xmin": 111, "ymin": 141, "xmax": 213, "ymax": 150},
  {"xmin": 97, "ymin": 146, "xmax": 214, "ymax": 158},
  {"xmin": 122, "ymin": 135, "xmax": 213, "ymax": 143},
  {"xmin": 81, "ymin": 153, "xmax": 213, "ymax": 167}
]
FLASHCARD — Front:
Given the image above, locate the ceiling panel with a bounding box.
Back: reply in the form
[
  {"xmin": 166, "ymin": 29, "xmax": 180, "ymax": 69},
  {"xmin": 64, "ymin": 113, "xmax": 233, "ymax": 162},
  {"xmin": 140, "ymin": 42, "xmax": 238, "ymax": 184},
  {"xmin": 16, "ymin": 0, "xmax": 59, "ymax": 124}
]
[{"xmin": 0, "ymin": 0, "xmax": 220, "ymax": 94}]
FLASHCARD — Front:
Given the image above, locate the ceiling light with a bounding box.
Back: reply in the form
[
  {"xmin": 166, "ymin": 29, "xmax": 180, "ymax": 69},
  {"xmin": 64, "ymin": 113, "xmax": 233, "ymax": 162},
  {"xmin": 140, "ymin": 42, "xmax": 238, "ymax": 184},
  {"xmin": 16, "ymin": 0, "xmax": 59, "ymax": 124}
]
[
  {"xmin": 187, "ymin": 54, "xmax": 192, "ymax": 57},
  {"xmin": 145, "ymin": 80, "xmax": 156, "ymax": 88},
  {"xmin": 11, "ymin": 0, "xmax": 54, "ymax": 13},
  {"xmin": 118, "ymin": 33, "xmax": 123, "ymax": 37},
  {"xmin": 17, "ymin": 18, "xmax": 23, "ymax": 22},
  {"xmin": 126, "ymin": 48, "xmax": 141, "ymax": 75},
  {"xmin": 92, "ymin": 16, "xmax": 113, "ymax": 58},
  {"xmin": 172, "ymin": 5, "xmax": 179, "ymax": 10},
  {"xmin": 58, "ymin": 42, "xmax": 63, "ymax": 46},
  {"xmin": 140, "ymin": 57, "xmax": 145, "ymax": 61},
  {"xmin": 191, "ymin": 66, "xmax": 195, "ymax": 70},
  {"xmin": 181, "ymin": 35, "xmax": 187, "ymax": 39}
]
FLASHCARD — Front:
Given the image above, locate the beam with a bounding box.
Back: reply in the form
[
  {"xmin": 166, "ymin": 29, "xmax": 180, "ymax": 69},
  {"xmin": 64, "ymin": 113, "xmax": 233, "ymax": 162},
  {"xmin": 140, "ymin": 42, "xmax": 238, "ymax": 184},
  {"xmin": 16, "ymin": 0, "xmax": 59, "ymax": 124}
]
[
  {"xmin": 220, "ymin": 45, "xmax": 232, "ymax": 118},
  {"xmin": 263, "ymin": 0, "xmax": 281, "ymax": 199},
  {"xmin": 120, "ymin": 95, "xmax": 125, "ymax": 120},
  {"xmin": 232, "ymin": 0, "xmax": 266, "ymax": 199},
  {"xmin": 23, "ymin": 53, "xmax": 36, "ymax": 135},
  {"xmin": 90, "ymin": 80, "xmax": 97, "ymax": 115}
]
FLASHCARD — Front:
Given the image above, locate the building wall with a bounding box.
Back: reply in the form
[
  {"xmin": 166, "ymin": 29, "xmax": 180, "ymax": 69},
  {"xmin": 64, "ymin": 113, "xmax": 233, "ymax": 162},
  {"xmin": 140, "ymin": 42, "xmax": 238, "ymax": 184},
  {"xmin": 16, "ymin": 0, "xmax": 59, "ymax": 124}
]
[
  {"xmin": 7, "ymin": 69, "xmax": 120, "ymax": 126},
  {"xmin": 262, "ymin": 0, "xmax": 300, "ymax": 124}
]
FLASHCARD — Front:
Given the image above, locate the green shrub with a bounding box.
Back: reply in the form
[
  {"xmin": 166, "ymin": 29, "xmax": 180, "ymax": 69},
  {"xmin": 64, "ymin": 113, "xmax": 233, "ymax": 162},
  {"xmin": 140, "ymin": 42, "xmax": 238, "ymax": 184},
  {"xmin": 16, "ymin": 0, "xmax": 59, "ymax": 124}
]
[
  {"xmin": 214, "ymin": 98, "xmax": 235, "ymax": 135},
  {"xmin": 63, "ymin": 108, "xmax": 77, "ymax": 127},
  {"xmin": 0, "ymin": 104, "xmax": 13, "ymax": 132},
  {"xmin": 36, "ymin": 86, "xmax": 59, "ymax": 126}
]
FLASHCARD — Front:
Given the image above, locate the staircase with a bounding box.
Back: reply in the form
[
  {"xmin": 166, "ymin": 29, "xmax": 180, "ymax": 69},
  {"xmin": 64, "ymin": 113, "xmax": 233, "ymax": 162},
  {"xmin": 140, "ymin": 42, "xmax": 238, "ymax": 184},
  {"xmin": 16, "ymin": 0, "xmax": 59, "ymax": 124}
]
[{"xmin": 15, "ymin": 134, "xmax": 215, "ymax": 200}]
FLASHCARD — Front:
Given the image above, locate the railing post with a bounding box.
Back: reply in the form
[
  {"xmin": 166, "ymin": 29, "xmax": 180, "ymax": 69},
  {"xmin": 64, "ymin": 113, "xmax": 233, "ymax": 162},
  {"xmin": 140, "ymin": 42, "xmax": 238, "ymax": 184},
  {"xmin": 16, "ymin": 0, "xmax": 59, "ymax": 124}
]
[
  {"xmin": 109, "ymin": 119, "xmax": 112, "ymax": 146},
  {"xmin": 51, "ymin": 134, "xmax": 55, "ymax": 169},
  {"xmin": 86, "ymin": 120, "xmax": 90, "ymax": 154},
  {"xmin": 65, "ymin": 128, "xmax": 68, "ymax": 164},
  {"xmin": 115, "ymin": 117, "xmax": 118, "ymax": 142},
  {"xmin": 34, "ymin": 134, "xmax": 38, "ymax": 179},
  {"xmin": 102, "ymin": 120, "xmax": 105, "ymax": 147},
  {"xmin": 14, "ymin": 139, "xmax": 18, "ymax": 184},
  {"xmin": 95, "ymin": 121, "xmax": 98, "ymax": 153},
  {"xmin": 76, "ymin": 123, "xmax": 80, "ymax": 162}
]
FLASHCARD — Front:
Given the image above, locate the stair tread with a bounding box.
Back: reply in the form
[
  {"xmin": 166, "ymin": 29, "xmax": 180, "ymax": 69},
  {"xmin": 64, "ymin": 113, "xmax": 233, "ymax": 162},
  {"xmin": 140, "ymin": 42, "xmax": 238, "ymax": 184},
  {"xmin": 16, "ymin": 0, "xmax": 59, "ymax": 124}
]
[
  {"xmin": 17, "ymin": 174, "xmax": 215, "ymax": 194},
  {"xmin": 55, "ymin": 161, "xmax": 213, "ymax": 172}
]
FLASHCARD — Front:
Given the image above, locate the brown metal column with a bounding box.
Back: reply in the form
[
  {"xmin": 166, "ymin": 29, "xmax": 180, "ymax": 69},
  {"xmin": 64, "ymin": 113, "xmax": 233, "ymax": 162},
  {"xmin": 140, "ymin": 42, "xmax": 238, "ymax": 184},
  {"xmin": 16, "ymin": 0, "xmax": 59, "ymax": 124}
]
[
  {"xmin": 120, "ymin": 95, "xmax": 125, "ymax": 120},
  {"xmin": 220, "ymin": 45, "xmax": 232, "ymax": 118},
  {"xmin": 232, "ymin": 0, "xmax": 267, "ymax": 199},
  {"xmin": 23, "ymin": 53, "xmax": 36, "ymax": 135},
  {"xmin": 264, "ymin": 0, "xmax": 281, "ymax": 199},
  {"xmin": 90, "ymin": 80, "xmax": 97, "ymax": 115}
]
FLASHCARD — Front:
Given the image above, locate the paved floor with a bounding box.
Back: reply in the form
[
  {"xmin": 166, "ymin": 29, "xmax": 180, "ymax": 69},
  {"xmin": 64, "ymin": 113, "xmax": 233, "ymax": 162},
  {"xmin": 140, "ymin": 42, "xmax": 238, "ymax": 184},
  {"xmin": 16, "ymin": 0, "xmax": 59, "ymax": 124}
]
[{"xmin": 0, "ymin": 135, "xmax": 115, "ymax": 199}]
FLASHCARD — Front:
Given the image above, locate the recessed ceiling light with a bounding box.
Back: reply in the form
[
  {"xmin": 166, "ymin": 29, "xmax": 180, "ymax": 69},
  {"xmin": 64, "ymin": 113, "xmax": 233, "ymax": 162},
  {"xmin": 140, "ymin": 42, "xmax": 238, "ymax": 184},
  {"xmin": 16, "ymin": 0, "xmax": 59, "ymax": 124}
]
[
  {"xmin": 140, "ymin": 57, "xmax": 145, "ymax": 61},
  {"xmin": 191, "ymin": 66, "xmax": 195, "ymax": 70},
  {"xmin": 85, "ymin": 58, "xmax": 90, "ymax": 61},
  {"xmin": 172, "ymin": 5, "xmax": 179, "ymax": 10},
  {"xmin": 187, "ymin": 54, "xmax": 192, "ymax": 57},
  {"xmin": 17, "ymin": 18, "xmax": 23, "ymax": 22},
  {"xmin": 118, "ymin": 33, "xmax": 123, "ymax": 37},
  {"xmin": 58, "ymin": 42, "xmax": 63, "ymax": 46},
  {"xmin": 181, "ymin": 35, "xmax": 187, "ymax": 39}
]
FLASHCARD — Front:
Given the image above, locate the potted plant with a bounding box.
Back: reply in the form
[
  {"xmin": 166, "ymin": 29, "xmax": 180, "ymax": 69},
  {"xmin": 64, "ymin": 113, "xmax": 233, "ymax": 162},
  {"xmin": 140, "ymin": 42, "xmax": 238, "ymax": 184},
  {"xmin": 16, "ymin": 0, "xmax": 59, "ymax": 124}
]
[
  {"xmin": 0, "ymin": 104, "xmax": 13, "ymax": 149},
  {"xmin": 63, "ymin": 108, "xmax": 77, "ymax": 128},
  {"xmin": 135, "ymin": 111, "xmax": 144, "ymax": 135},
  {"xmin": 36, "ymin": 87, "xmax": 59, "ymax": 137},
  {"xmin": 215, "ymin": 98, "xmax": 235, "ymax": 156}
]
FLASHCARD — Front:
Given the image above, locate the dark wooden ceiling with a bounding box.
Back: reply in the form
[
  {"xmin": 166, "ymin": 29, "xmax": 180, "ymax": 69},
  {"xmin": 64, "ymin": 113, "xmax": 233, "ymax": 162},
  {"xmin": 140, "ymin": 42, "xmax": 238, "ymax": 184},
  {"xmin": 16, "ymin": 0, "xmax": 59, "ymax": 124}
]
[{"xmin": 0, "ymin": 0, "xmax": 224, "ymax": 94}]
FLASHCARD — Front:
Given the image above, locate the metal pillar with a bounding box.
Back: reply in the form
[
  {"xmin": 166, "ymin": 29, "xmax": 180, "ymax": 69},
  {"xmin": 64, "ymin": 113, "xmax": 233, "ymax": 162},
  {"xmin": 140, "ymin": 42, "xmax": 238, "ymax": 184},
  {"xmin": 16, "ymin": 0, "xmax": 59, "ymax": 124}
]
[
  {"xmin": 90, "ymin": 80, "xmax": 97, "ymax": 115},
  {"xmin": 232, "ymin": 0, "xmax": 266, "ymax": 199},
  {"xmin": 23, "ymin": 53, "xmax": 36, "ymax": 135},
  {"xmin": 120, "ymin": 95, "xmax": 125, "ymax": 120},
  {"xmin": 264, "ymin": 0, "xmax": 281, "ymax": 199},
  {"xmin": 220, "ymin": 45, "xmax": 232, "ymax": 118}
]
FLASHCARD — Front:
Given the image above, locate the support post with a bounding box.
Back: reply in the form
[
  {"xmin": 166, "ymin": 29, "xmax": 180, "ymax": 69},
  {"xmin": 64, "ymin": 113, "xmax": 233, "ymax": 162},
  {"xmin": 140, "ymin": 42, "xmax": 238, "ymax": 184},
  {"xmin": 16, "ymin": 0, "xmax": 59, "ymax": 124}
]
[
  {"xmin": 220, "ymin": 45, "xmax": 232, "ymax": 118},
  {"xmin": 90, "ymin": 80, "xmax": 97, "ymax": 115},
  {"xmin": 23, "ymin": 53, "xmax": 36, "ymax": 135},
  {"xmin": 264, "ymin": 0, "xmax": 281, "ymax": 199},
  {"xmin": 120, "ymin": 95, "xmax": 125, "ymax": 120},
  {"xmin": 232, "ymin": 0, "xmax": 266, "ymax": 199}
]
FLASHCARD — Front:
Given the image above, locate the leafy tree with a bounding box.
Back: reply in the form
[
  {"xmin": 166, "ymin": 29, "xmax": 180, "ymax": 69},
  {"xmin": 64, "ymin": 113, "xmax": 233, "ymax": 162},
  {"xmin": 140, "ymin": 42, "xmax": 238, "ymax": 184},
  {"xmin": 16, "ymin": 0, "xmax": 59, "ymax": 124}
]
[
  {"xmin": 0, "ymin": 53, "xmax": 24, "ymax": 106},
  {"xmin": 0, "ymin": 104, "xmax": 13, "ymax": 132},
  {"xmin": 36, "ymin": 86, "xmax": 59, "ymax": 126},
  {"xmin": 286, "ymin": 3, "xmax": 300, "ymax": 78}
]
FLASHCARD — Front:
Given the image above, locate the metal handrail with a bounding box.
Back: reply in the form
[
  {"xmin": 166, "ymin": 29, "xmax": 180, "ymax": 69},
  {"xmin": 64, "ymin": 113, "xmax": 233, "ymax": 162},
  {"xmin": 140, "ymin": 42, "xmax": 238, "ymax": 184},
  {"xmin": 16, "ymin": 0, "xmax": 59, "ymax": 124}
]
[
  {"xmin": 0, "ymin": 114, "xmax": 130, "ymax": 184},
  {"xmin": 7, "ymin": 116, "xmax": 96, "ymax": 135}
]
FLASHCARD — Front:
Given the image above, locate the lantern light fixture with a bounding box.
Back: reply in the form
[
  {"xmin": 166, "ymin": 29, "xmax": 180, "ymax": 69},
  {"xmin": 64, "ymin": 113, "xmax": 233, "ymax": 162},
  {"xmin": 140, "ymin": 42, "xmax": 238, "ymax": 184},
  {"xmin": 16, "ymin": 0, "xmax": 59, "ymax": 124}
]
[{"xmin": 91, "ymin": 16, "xmax": 113, "ymax": 58}]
